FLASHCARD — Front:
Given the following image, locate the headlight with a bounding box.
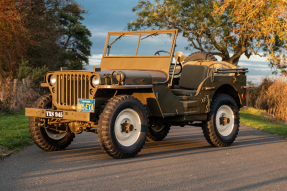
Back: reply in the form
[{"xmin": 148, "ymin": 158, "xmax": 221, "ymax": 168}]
[
  {"xmin": 92, "ymin": 76, "xmax": 100, "ymax": 87},
  {"xmin": 50, "ymin": 76, "xmax": 56, "ymax": 85}
]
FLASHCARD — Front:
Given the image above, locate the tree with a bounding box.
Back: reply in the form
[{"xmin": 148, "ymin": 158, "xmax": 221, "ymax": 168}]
[
  {"xmin": 22, "ymin": 0, "xmax": 92, "ymax": 71},
  {"xmin": 214, "ymin": 0, "xmax": 287, "ymax": 74},
  {"xmin": 23, "ymin": 0, "xmax": 69, "ymax": 71},
  {"xmin": 58, "ymin": 3, "xmax": 92, "ymax": 70},
  {"xmin": 0, "ymin": 0, "xmax": 30, "ymax": 74},
  {"xmin": 1, "ymin": 0, "xmax": 92, "ymax": 75},
  {"xmin": 127, "ymin": 0, "xmax": 283, "ymax": 65}
]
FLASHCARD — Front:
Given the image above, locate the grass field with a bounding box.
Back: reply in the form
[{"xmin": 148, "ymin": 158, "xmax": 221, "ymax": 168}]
[
  {"xmin": 240, "ymin": 107, "xmax": 287, "ymax": 138},
  {"xmin": 0, "ymin": 110, "xmax": 33, "ymax": 160}
]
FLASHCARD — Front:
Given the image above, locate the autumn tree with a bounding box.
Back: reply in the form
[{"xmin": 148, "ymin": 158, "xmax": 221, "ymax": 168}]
[
  {"xmin": 0, "ymin": 0, "xmax": 30, "ymax": 74},
  {"xmin": 127, "ymin": 0, "xmax": 284, "ymax": 65},
  {"xmin": 1, "ymin": 0, "xmax": 92, "ymax": 75},
  {"xmin": 214, "ymin": 0, "xmax": 287, "ymax": 74}
]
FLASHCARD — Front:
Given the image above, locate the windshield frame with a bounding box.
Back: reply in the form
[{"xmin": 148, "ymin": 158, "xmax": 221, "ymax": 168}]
[{"xmin": 103, "ymin": 30, "xmax": 177, "ymax": 58}]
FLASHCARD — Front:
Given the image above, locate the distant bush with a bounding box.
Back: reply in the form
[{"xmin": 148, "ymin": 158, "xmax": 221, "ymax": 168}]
[
  {"xmin": 17, "ymin": 58, "xmax": 49, "ymax": 86},
  {"xmin": 247, "ymin": 77, "xmax": 287, "ymax": 121}
]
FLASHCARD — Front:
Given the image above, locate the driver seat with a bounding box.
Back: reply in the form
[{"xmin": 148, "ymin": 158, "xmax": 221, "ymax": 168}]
[{"xmin": 171, "ymin": 65, "xmax": 209, "ymax": 96}]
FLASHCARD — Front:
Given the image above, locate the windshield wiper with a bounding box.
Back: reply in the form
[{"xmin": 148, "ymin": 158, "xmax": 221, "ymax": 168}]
[
  {"xmin": 109, "ymin": 33, "xmax": 125, "ymax": 46},
  {"xmin": 107, "ymin": 33, "xmax": 125, "ymax": 56},
  {"xmin": 141, "ymin": 32, "xmax": 157, "ymax": 40}
]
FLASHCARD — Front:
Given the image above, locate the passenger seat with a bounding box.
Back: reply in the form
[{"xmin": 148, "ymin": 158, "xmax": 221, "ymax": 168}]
[{"xmin": 171, "ymin": 65, "xmax": 209, "ymax": 96}]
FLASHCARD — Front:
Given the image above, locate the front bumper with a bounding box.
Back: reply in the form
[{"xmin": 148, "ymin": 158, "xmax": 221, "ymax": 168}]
[{"xmin": 25, "ymin": 108, "xmax": 90, "ymax": 121}]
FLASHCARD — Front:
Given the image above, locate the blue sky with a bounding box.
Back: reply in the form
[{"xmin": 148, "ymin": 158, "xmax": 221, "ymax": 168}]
[{"xmin": 78, "ymin": 0, "xmax": 274, "ymax": 83}]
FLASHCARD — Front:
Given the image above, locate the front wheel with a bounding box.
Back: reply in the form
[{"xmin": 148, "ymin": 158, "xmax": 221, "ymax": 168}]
[
  {"xmin": 201, "ymin": 94, "xmax": 239, "ymax": 147},
  {"xmin": 29, "ymin": 94, "xmax": 75, "ymax": 151},
  {"xmin": 97, "ymin": 95, "xmax": 148, "ymax": 159}
]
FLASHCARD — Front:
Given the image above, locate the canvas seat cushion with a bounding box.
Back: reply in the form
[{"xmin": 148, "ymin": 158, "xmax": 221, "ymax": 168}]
[
  {"xmin": 179, "ymin": 65, "xmax": 209, "ymax": 89},
  {"xmin": 171, "ymin": 65, "xmax": 209, "ymax": 96}
]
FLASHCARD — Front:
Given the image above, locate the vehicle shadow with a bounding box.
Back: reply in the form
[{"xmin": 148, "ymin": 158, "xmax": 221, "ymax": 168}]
[
  {"xmin": 19, "ymin": 126, "xmax": 285, "ymax": 178},
  {"xmin": 6, "ymin": 125, "xmax": 286, "ymax": 191}
]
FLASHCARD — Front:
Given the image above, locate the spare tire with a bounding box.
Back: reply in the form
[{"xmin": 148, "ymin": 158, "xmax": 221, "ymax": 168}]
[{"xmin": 184, "ymin": 51, "xmax": 217, "ymax": 63}]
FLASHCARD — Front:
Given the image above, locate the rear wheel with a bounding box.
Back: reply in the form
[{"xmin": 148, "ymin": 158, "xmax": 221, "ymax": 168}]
[
  {"xmin": 97, "ymin": 95, "xmax": 148, "ymax": 158},
  {"xmin": 147, "ymin": 124, "xmax": 171, "ymax": 141},
  {"xmin": 201, "ymin": 94, "xmax": 239, "ymax": 147},
  {"xmin": 29, "ymin": 94, "xmax": 75, "ymax": 151}
]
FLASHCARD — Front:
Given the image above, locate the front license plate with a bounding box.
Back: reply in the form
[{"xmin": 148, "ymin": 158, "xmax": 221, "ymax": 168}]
[
  {"xmin": 77, "ymin": 99, "xmax": 95, "ymax": 112},
  {"xmin": 46, "ymin": 110, "xmax": 63, "ymax": 118}
]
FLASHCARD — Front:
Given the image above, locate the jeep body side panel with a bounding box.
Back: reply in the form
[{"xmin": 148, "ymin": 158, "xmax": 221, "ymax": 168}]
[{"xmin": 153, "ymin": 75, "xmax": 246, "ymax": 120}]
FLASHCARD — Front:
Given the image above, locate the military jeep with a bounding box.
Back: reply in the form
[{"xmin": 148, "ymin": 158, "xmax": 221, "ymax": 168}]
[{"xmin": 25, "ymin": 29, "xmax": 248, "ymax": 158}]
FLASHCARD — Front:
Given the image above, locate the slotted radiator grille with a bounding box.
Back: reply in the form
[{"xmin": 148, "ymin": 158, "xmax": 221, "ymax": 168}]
[{"xmin": 56, "ymin": 74, "xmax": 90, "ymax": 106}]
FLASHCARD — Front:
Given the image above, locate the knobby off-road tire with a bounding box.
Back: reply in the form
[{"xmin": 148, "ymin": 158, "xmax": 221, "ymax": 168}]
[
  {"xmin": 184, "ymin": 51, "xmax": 217, "ymax": 62},
  {"xmin": 97, "ymin": 95, "xmax": 148, "ymax": 159},
  {"xmin": 29, "ymin": 94, "xmax": 75, "ymax": 151},
  {"xmin": 147, "ymin": 124, "xmax": 171, "ymax": 141},
  {"xmin": 201, "ymin": 94, "xmax": 240, "ymax": 147}
]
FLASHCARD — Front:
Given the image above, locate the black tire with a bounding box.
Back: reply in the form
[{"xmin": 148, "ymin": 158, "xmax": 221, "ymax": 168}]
[
  {"xmin": 201, "ymin": 94, "xmax": 239, "ymax": 147},
  {"xmin": 147, "ymin": 125, "xmax": 171, "ymax": 141},
  {"xmin": 97, "ymin": 95, "xmax": 148, "ymax": 159},
  {"xmin": 184, "ymin": 51, "xmax": 217, "ymax": 62},
  {"xmin": 29, "ymin": 94, "xmax": 75, "ymax": 151}
]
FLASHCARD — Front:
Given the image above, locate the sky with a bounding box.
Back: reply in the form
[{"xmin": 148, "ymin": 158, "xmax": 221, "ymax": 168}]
[{"xmin": 78, "ymin": 0, "xmax": 275, "ymax": 83}]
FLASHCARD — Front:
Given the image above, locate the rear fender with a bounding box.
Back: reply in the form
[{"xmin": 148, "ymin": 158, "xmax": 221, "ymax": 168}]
[{"xmin": 214, "ymin": 84, "xmax": 242, "ymax": 108}]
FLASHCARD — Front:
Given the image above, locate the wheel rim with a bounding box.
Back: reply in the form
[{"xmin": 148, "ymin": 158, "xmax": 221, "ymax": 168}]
[
  {"xmin": 151, "ymin": 125, "xmax": 165, "ymax": 132},
  {"xmin": 215, "ymin": 105, "xmax": 234, "ymax": 136},
  {"xmin": 45, "ymin": 128, "xmax": 67, "ymax": 140},
  {"xmin": 115, "ymin": 108, "xmax": 141, "ymax": 147}
]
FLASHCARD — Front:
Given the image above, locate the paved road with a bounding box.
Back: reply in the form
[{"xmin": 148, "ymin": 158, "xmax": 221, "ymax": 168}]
[{"xmin": 1, "ymin": 124, "xmax": 287, "ymax": 191}]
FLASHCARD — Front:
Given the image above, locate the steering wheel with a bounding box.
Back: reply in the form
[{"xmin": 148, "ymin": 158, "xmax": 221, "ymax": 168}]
[
  {"xmin": 154, "ymin": 50, "xmax": 170, "ymax": 55},
  {"xmin": 174, "ymin": 62, "xmax": 183, "ymax": 75}
]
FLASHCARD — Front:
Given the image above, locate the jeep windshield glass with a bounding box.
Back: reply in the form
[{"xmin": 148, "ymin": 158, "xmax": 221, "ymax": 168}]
[
  {"xmin": 106, "ymin": 33, "xmax": 174, "ymax": 56},
  {"xmin": 106, "ymin": 35, "xmax": 138, "ymax": 56}
]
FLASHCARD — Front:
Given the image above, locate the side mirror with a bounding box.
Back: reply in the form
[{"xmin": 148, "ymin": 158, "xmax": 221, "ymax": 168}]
[{"xmin": 174, "ymin": 51, "xmax": 185, "ymax": 63}]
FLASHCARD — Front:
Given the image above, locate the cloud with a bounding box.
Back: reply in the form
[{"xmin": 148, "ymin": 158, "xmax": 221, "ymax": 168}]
[
  {"xmin": 90, "ymin": 28, "xmax": 108, "ymax": 38},
  {"xmin": 88, "ymin": 54, "xmax": 102, "ymax": 65}
]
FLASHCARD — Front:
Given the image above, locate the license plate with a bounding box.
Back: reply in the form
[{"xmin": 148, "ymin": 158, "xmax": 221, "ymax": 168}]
[
  {"xmin": 46, "ymin": 110, "xmax": 63, "ymax": 118},
  {"xmin": 77, "ymin": 99, "xmax": 95, "ymax": 112}
]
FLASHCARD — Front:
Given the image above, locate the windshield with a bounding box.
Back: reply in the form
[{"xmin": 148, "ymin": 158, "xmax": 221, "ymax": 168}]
[{"xmin": 106, "ymin": 33, "xmax": 173, "ymax": 56}]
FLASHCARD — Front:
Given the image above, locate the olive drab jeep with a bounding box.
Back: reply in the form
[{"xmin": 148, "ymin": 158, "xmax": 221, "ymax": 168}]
[{"xmin": 25, "ymin": 29, "xmax": 249, "ymax": 158}]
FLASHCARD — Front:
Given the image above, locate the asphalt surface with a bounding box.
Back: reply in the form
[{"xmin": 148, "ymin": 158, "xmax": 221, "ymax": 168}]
[{"xmin": 1, "ymin": 124, "xmax": 287, "ymax": 191}]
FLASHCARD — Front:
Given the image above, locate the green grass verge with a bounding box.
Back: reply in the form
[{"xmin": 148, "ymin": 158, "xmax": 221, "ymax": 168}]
[
  {"xmin": 240, "ymin": 107, "xmax": 287, "ymax": 138},
  {"xmin": 0, "ymin": 110, "xmax": 33, "ymax": 160}
]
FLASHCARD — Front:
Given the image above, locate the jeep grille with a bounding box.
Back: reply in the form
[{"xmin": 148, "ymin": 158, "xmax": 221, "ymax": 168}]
[{"xmin": 56, "ymin": 74, "xmax": 90, "ymax": 107}]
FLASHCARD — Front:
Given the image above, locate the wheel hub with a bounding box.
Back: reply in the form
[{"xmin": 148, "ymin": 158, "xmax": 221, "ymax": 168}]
[
  {"xmin": 121, "ymin": 122, "xmax": 134, "ymax": 133},
  {"xmin": 115, "ymin": 108, "xmax": 141, "ymax": 146},
  {"xmin": 219, "ymin": 116, "xmax": 230, "ymax": 125},
  {"xmin": 215, "ymin": 105, "xmax": 235, "ymax": 136}
]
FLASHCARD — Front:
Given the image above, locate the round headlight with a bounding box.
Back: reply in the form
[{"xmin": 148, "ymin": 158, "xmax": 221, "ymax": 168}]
[
  {"xmin": 50, "ymin": 76, "xmax": 56, "ymax": 85},
  {"xmin": 92, "ymin": 76, "xmax": 100, "ymax": 87}
]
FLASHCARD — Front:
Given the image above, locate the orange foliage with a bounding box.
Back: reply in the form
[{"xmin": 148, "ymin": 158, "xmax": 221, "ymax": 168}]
[
  {"xmin": 214, "ymin": 0, "xmax": 287, "ymax": 74},
  {"xmin": 0, "ymin": 0, "xmax": 30, "ymax": 73}
]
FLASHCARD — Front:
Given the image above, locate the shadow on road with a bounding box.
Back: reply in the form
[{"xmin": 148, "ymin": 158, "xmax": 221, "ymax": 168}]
[
  {"xmin": 2, "ymin": 125, "xmax": 287, "ymax": 191},
  {"xmin": 19, "ymin": 126, "xmax": 284, "ymax": 178}
]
